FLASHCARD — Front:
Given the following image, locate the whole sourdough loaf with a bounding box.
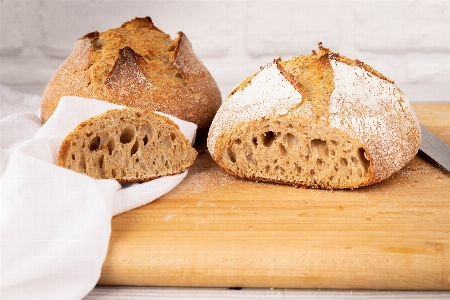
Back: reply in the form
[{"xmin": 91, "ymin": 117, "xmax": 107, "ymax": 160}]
[
  {"xmin": 207, "ymin": 43, "xmax": 421, "ymax": 189},
  {"xmin": 58, "ymin": 108, "xmax": 197, "ymax": 183},
  {"xmin": 41, "ymin": 17, "xmax": 221, "ymax": 133}
]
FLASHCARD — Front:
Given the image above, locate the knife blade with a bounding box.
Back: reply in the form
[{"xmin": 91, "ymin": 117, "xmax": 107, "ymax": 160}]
[{"xmin": 418, "ymin": 123, "xmax": 450, "ymax": 173}]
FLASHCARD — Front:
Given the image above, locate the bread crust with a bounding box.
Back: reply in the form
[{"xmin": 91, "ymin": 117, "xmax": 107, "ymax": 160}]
[
  {"xmin": 41, "ymin": 17, "xmax": 221, "ymax": 133},
  {"xmin": 208, "ymin": 43, "xmax": 420, "ymax": 189}
]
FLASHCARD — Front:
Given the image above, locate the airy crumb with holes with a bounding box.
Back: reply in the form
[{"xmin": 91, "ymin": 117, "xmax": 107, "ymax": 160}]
[
  {"xmin": 223, "ymin": 122, "xmax": 371, "ymax": 189},
  {"xmin": 207, "ymin": 43, "xmax": 420, "ymax": 189},
  {"xmin": 58, "ymin": 108, "xmax": 197, "ymax": 183}
]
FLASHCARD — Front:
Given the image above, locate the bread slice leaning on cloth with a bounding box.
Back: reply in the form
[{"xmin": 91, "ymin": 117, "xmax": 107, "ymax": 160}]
[
  {"xmin": 207, "ymin": 43, "xmax": 421, "ymax": 189},
  {"xmin": 58, "ymin": 108, "xmax": 197, "ymax": 183}
]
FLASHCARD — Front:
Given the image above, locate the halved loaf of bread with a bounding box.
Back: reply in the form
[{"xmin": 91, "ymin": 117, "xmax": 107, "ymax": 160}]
[
  {"xmin": 207, "ymin": 43, "xmax": 421, "ymax": 189},
  {"xmin": 58, "ymin": 108, "xmax": 197, "ymax": 183}
]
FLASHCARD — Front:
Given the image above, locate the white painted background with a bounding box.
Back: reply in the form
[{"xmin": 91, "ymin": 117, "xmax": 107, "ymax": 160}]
[{"xmin": 1, "ymin": 0, "xmax": 449, "ymax": 103}]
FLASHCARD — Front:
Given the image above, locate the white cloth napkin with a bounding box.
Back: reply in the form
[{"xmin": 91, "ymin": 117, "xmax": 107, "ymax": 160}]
[{"xmin": 0, "ymin": 85, "xmax": 197, "ymax": 299}]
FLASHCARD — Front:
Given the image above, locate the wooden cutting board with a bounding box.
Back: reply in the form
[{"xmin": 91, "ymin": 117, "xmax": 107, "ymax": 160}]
[{"xmin": 98, "ymin": 103, "xmax": 450, "ymax": 290}]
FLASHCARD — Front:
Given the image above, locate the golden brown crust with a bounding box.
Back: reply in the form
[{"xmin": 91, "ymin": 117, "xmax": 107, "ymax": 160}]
[
  {"xmin": 170, "ymin": 31, "xmax": 222, "ymax": 132},
  {"xmin": 316, "ymin": 42, "xmax": 394, "ymax": 84},
  {"xmin": 41, "ymin": 37, "xmax": 96, "ymax": 123},
  {"xmin": 275, "ymin": 58, "xmax": 307, "ymax": 100},
  {"xmin": 104, "ymin": 47, "xmax": 154, "ymax": 108},
  {"xmin": 281, "ymin": 52, "xmax": 335, "ymax": 122},
  {"xmin": 120, "ymin": 16, "xmax": 163, "ymax": 33},
  {"xmin": 208, "ymin": 43, "xmax": 420, "ymax": 189},
  {"xmin": 40, "ymin": 17, "xmax": 222, "ymax": 133}
]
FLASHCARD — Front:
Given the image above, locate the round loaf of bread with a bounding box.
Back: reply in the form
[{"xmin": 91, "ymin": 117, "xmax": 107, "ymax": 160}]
[
  {"xmin": 207, "ymin": 43, "xmax": 421, "ymax": 189},
  {"xmin": 41, "ymin": 17, "xmax": 222, "ymax": 133}
]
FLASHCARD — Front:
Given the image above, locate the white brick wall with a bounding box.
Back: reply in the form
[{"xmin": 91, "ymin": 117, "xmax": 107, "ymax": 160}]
[{"xmin": 1, "ymin": 0, "xmax": 449, "ymax": 103}]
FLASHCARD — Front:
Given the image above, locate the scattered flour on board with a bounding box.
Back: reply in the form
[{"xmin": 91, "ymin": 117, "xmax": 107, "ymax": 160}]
[{"xmin": 163, "ymin": 214, "xmax": 177, "ymax": 221}]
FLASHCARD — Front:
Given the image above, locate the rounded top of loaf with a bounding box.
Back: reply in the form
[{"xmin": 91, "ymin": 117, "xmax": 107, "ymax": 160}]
[
  {"xmin": 208, "ymin": 43, "xmax": 420, "ymax": 187},
  {"xmin": 41, "ymin": 17, "xmax": 222, "ymax": 134}
]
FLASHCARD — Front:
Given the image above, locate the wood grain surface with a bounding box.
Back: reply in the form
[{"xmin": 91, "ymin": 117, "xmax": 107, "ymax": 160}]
[{"xmin": 98, "ymin": 103, "xmax": 450, "ymax": 290}]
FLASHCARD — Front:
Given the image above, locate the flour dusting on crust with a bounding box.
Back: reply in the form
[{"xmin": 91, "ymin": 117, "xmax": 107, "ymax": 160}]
[
  {"xmin": 328, "ymin": 59, "xmax": 420, "ymax": 182},
  {"xmin": 207, "ymin": 60, "xmax": 304, "ymax": 156},
  {"xmin": 207, "ymin": 44, "xmax": 421, "ymax": 189}
]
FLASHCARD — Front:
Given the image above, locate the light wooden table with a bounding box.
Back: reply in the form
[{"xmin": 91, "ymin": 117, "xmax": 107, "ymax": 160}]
[
  {"xmin": 86, "ymin": 104, "xmax": 450, "ymax": 299},
  {"xmin": 84, "ymin": 286, "xmax": 450, "ymax": 299}
]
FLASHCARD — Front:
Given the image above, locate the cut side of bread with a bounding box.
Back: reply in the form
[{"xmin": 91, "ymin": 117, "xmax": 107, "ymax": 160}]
[
  {"xmin": 207, "ymin": 44, "xmax": 420, "ymax": 189},
  {"xmin": 222, "ymin": 119, "xmax": 371, "ymax": 189},
  {"xmin": 58, "ymin": 108, "xmax": 197, "ymax": 183}
]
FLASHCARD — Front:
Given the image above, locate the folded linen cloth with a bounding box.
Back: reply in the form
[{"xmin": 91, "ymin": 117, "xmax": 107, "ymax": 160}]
[{"xmin": 0, "ymin": 85, "xmax": 197, "ymax": 299}]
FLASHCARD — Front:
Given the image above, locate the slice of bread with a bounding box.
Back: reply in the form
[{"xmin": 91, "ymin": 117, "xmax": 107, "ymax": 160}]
[
  {"xmin": 58, "ymin": 108, "xmax": 197, "ymax": 183},
  {"xmin": 207, "ymin": 44, "xmax": 421, "ymax": 189},
  {"xmin": 41, "ymin": 17, "xmax": 222, "ymax": 134}
]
